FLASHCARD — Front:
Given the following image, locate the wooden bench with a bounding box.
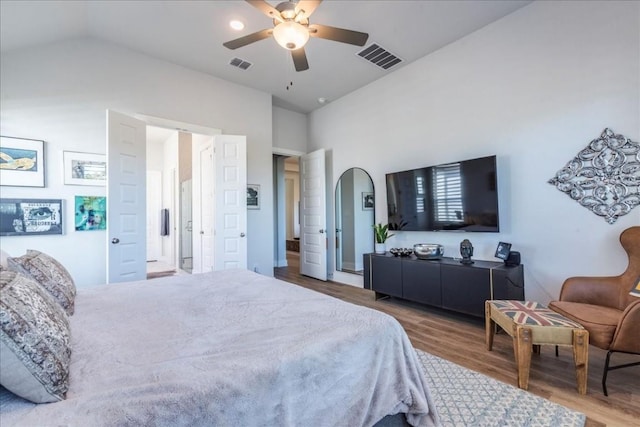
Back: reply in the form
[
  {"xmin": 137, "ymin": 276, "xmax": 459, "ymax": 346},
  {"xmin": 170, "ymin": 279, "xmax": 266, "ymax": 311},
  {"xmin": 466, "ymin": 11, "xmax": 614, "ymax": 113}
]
[{"xmin": 485, "ymin": 300, "xmax": 589, "ymax": 394}]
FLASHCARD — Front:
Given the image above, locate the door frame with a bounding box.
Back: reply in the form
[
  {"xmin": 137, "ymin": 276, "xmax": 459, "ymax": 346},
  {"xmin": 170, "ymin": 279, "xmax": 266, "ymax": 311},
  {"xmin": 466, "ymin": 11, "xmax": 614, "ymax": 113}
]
[
  {"xmin": 133, "ymin": 114, "xmax": 221, "ymax": 275},
  {"xmin": 273, "ymin": 148, "xmax": 306, "ymax": 270}
]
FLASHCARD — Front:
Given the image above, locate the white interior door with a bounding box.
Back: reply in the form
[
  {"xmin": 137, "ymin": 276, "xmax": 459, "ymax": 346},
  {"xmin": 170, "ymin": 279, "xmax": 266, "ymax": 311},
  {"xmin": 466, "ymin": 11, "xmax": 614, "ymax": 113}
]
[
  {"xmin": 200, "ymin": 144, "xmax": 215, "ymax": 272},
  {"xmin": 300, "ymin": 149, "xmax": 327, "ymax": 280},
  {"xmin": 107, "ymin": 110, "xmax": 147, "ymax": 283},
  {"xmin": 180, "ymin": 180, "xmax": 193, "ymax": 271},
  {"xmin": 214, "ymin": 135, "xmax": 247, "ymax": 270}
]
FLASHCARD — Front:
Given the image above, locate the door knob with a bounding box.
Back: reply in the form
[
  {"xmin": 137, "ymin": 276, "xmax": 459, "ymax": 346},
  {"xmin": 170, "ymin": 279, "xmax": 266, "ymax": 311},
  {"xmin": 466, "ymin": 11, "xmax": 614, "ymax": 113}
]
[
  {"xmin": 111, "ymin": 238, "xmax": 120, "ymax": 244},
  {"xmin": 319, "ymin": 229, "xmax": 325, "ymax": 234},
  {"xmin": 240, "ymin": 232, "xmax": 246, "ymax": 237}
]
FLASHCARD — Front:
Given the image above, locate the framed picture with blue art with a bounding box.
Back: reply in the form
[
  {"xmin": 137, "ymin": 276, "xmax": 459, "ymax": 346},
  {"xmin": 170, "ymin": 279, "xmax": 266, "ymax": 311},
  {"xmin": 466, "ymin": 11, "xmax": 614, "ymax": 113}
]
[
  {"xmin": 0, "ymin": 136, "xmax": 45, "ymax": 187},
  {"xmin": 75, "ymin": 196, "xmax": 107, "ymax": 231}
]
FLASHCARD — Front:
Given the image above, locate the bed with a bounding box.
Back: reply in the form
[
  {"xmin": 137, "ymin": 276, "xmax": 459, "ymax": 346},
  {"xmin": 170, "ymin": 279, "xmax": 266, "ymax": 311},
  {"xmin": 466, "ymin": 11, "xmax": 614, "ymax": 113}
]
[{"xmin": 1, "ymin": 267, "xmax": 439, "ymax": 426}]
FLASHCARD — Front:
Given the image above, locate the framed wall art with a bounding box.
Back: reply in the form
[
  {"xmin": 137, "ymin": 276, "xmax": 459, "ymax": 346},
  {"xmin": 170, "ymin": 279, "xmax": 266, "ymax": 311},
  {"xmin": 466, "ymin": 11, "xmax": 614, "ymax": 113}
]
[
  {"xmin": 64, "ymin": 151, "xmax": 106, "ymax": 186},
  {"xmin": 247, "ymin": 184, "xmax": 260, "ymax": 209},
  {"xmin": 0, "ymin": 198, "xmax": 62, "ymax": 236},
  {"xmin": 362, "ymin": 192, "xmax": 374, "ymax": 210},
  {"xmin": 74, "ymin": 196, "xmax": 107, "ymax": 231},
  {"xmin": 0, "ymin": 136, "xmax": 45, "ymax": 187}
]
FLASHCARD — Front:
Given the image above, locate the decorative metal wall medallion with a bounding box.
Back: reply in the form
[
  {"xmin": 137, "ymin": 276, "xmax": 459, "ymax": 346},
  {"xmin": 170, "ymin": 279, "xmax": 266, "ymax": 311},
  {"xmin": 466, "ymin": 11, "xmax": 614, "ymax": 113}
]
[{"xmin": 548, "ymin": 128, "xmax": 640, "ymax": 224}]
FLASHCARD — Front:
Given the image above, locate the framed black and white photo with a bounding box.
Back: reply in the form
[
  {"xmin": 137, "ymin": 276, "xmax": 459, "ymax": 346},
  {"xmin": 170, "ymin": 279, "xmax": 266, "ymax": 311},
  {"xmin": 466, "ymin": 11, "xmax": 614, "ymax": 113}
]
[
  {"xmin": 495, "ymin": 241, "xmax": 512, "ymax": 260},
  {"xmin": 64, "ymin": 151, "xmax": 106, "ymax": 186},
  {"xmin": 362, "ymin": 192, "xmax": 374, "ymax": 210},
  {"xmin": 0, "ymin": 136, "xmax": 45, "ymax": 187},
  {"xmin": 247, "ymin": 184, "xmax": 260, "ymax": 209},
  {"xmin": 0, "ymin": 198, "xmax": 63, "ymax": 236}
]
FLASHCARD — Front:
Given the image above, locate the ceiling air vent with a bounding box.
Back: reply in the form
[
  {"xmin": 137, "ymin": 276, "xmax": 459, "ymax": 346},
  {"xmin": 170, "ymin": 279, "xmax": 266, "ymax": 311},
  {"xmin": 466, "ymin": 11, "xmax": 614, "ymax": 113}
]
[
  {"xmin": 357, "ymin": 43, "xmax": 402, "ymax": 70},
  {"xmin": 229, "ymin": 57, "xmax": 252, "ymax": 70}
]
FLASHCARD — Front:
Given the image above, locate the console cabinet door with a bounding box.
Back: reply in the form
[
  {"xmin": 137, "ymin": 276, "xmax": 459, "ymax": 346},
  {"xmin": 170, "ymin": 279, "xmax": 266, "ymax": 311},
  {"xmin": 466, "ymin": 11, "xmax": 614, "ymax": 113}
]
[
  {"xmin": 370, "ymin": 255, "xmax": 403, "ymax": 298},
  {"xmin": 441, "ymin": 264, "xmax": 491, "ymax": 317},
  {"xmin": 363, "ymin": 254, "xmax": 372, "ymax": 290},
  {"xmin": 402, "ymin": 259, "xmax": 442, "ymax": 306},
  {"xmin": 491, "ymin": 266, "xmax": 525, "ymax": 300}
]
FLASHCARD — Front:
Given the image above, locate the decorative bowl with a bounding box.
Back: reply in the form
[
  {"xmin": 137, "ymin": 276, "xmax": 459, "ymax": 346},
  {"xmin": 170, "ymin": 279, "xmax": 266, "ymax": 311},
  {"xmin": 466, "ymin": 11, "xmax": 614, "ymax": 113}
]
[
  {"xmin": 389, "ymin": 248, "xmax": 414, "ymax": 257},
  {"xmin": 413, "ymin": 243, "xmax": 444, "ymax": 260}
]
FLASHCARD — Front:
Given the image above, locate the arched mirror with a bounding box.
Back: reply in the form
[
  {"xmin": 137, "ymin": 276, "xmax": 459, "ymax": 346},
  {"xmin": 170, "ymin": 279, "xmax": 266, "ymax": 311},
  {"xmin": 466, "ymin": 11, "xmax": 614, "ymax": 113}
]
[{"xmin": 335, "ymin": 168, "xmax": 374, "ymax": 274}]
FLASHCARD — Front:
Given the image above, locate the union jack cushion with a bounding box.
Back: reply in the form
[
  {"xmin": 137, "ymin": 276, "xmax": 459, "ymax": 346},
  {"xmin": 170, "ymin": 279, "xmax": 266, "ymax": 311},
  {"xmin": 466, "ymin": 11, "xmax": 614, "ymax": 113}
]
[{"xmin": 490, "ymin": 300, "xmax": 583, "ymax": 328}]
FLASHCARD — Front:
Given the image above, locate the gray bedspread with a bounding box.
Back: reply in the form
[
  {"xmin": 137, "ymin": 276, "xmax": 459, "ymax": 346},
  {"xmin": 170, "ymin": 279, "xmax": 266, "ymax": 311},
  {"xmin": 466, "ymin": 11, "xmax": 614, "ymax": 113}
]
[{"xmin": 1, "ymin": 269, "xmax": 439, "ymax": 427}]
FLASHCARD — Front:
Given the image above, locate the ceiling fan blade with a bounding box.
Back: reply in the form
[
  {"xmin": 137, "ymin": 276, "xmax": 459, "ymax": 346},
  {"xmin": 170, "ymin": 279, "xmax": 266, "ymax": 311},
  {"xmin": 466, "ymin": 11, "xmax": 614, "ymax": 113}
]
[
  {"xmin": 246, "ymin": 0, "xmax": 283, "ymax": 22},
  {"xmin": 295, "ymin": 0, "xmax": 321, "ymax": 19},
  {"xmin": 308, "ymin": 24, "xmax": 369, "ymax": 46},
  {"xmin": 223, "ymin": 28, "xmax": 273, "ymax": 50},
  {"xmin": 291, "ymin": 48, "xmax": 309, "ymax": 72}
]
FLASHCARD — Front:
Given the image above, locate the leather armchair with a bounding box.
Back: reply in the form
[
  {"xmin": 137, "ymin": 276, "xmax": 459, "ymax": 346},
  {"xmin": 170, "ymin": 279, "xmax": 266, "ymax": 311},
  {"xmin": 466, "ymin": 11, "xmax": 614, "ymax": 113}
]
[{"xmin": 549, "ymin": 226, "xmax": 640, "ymax": 396}]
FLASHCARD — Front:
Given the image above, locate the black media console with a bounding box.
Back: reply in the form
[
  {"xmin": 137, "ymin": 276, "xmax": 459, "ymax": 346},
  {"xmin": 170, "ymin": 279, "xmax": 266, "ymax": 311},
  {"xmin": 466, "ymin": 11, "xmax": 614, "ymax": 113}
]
[{"xmin": 363, "ymin": 253, "xmax": 525, "ymax": 318}]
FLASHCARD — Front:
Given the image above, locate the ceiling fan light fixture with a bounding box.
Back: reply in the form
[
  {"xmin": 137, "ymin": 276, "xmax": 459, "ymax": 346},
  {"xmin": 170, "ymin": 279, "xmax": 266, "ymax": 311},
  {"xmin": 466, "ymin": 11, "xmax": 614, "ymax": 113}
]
[
  {"xmin": 273, "ymin": 21, "xmax": 309, "ymax": 50},
  {"xmin": 229, "ymin": 20, "xmax": 245, "ymax": 31}
]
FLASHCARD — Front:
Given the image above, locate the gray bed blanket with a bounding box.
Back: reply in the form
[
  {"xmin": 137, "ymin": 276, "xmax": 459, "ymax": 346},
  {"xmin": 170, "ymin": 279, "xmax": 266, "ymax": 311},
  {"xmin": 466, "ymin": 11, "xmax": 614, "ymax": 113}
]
[{"xmin": 1, "ymin": 269, "xmax": 439, "ymax": 427}]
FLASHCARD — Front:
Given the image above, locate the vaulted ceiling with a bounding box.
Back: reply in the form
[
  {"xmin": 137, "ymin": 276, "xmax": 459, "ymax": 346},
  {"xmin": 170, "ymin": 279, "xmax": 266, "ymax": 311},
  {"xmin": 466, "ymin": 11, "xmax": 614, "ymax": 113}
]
[{"xmin": 0, "ymin": 0, "xmax": 532, "ymax": 113}]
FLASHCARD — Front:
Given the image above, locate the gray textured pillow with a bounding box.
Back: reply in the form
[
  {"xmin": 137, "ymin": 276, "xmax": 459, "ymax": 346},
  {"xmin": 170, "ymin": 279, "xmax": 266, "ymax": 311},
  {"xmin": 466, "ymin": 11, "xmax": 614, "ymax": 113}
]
[
  {"xmin": 0, "ymin": 249, "xmax": 9, "ymax": 270},
  {"xmin": 0, "ymin": 270, "xmax": 71, "ymax": 403},
  {"xmin": 8, "ymin": 250, "xmax": 76, "ymax": 315}
]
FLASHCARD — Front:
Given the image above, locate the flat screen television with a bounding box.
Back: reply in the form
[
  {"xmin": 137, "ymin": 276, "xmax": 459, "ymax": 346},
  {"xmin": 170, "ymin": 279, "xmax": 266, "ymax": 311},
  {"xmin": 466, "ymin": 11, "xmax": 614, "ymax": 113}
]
[{"xmin": 386, "ymin": 155, "xmax": 499, "ymax": 232}]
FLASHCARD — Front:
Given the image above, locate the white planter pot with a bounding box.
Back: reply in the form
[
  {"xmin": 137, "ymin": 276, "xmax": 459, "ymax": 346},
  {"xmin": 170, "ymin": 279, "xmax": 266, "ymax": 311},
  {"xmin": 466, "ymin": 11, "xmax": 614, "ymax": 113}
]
[{"xmin": 375, "ymin": 243, "xmax": 386, "ymax": 254}]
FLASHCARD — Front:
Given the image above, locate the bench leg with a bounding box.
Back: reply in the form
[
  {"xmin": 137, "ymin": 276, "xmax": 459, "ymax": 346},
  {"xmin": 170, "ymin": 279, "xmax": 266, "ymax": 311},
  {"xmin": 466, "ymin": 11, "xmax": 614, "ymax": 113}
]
[
  {"xmin": 485, "ymin": 301, "xmax": 495, "ymax": 351},
  {"xmin": 573, "ymin": 329, "xmax": 589, "ymax": 395},
  {"xmin": 515, "ymin": 326, "xmax": 533, "ymax": 390}
]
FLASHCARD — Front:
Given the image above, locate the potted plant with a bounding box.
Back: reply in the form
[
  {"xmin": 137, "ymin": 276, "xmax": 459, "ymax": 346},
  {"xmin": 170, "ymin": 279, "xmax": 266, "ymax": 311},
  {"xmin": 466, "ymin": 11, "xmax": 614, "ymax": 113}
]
[{"xmin": 373, "ymin": 223, "xmax": 394, "ymax": 254}]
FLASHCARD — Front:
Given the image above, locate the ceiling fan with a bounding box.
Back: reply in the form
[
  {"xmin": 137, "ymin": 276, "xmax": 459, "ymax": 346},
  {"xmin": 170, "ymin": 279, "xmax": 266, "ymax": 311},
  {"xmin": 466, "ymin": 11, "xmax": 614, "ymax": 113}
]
[{"xmin": 223, "ymin": 0, "xmax": 369, "ymax": 72}]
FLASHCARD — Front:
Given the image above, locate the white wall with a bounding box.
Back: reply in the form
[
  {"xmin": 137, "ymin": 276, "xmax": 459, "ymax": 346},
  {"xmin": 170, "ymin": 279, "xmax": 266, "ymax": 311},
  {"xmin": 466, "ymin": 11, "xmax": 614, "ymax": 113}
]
[
  {"xmin": 273, "ymin": 106, "xmax": 308, "ymax": 153},
  {"xmin": 0, "ymin": 38, "xmax": 274, "ymax": 286},
  {"xmin": 309, "ymin": 1, "xmax": 640, "ymax": 302}
]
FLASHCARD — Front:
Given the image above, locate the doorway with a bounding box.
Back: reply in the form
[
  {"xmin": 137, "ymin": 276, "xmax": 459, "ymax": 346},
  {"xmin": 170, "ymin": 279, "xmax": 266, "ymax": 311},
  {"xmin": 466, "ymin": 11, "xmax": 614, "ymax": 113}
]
[
  {"xmin": 273, "ymin": 154, "xmax": 300, "ymax": 272},
  {"xmin": 284, "ymin": 156, "xmax": 300, "ymax": 270},
  {"xmin": 273, "ymin": 149, "xmax": 330, "ymax": 281},
  {"xmin": 144, "ymin": 126, "xmax": 219, "ymax": 277},
  {"xmin": 108, "ymin": 112, "xmax": 247, "ymax": 282}
]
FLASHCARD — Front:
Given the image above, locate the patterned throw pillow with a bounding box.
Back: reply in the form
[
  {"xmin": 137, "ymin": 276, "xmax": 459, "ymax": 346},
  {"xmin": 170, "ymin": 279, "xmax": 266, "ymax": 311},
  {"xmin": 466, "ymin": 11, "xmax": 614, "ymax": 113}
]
[
  {"xmin": 0, "ymin": 271, "xmax": 71, "ymax": 403},
  {"xmin": 0, "ymin": 249, "xmax": 9, "ymax": 270},
  {"xmin": 7, "ymin": 250, "xmax": 76, "ymax": 315}
]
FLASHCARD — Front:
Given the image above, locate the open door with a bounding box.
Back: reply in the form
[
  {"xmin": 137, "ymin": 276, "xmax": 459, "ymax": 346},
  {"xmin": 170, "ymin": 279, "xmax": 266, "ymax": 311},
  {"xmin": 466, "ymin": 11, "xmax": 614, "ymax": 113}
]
[
  {"xmin": 214, "ymin": 135, "xmax": 247, "ymax": 270},
  {"xmin": 106, "ymin": 110, "xmax": 147, "ymax": 283},
  {"xmin": 197, "ymin": 142, "xmax": 215, "ymax": 272},
  {"xmin": 300, "ymin": 149, "xmax": 327, "ymax": 280}
]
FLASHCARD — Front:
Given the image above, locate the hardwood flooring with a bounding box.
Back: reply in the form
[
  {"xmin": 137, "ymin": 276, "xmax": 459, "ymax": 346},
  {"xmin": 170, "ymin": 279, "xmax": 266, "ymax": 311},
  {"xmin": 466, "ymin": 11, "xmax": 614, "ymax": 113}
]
[{"xmin": 276, "ymin": 256, "xmax": 639, "ymax": 427}]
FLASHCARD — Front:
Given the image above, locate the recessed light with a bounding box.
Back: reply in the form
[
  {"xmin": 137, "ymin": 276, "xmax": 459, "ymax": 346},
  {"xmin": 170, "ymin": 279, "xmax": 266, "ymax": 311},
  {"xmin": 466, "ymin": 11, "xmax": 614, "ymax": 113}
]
[
  {"xmin": 230, "ymin": 20, "xmax": 245, "ymax": 31},
  {"xmin": 317, "ymin": 97, "xmax": 328, "ymax": 104}
]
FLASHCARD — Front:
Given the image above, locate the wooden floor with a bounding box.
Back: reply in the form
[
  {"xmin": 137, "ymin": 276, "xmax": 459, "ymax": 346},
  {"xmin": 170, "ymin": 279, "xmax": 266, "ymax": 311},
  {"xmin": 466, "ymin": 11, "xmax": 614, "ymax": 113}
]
[{"xmin": 276, "ymin": 255, "xmax": 639, "ymax": 427}]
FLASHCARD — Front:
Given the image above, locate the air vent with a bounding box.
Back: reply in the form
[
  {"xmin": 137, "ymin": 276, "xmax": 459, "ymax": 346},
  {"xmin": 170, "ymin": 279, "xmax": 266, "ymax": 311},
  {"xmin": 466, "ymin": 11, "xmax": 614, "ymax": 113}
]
[
  {"xmin": 229, "ymin": 57, "xmax": 252, "ymax": 70},
  {"xmin": 357, "ymin": 43, "xmax": 402, "ymax": 70}
]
